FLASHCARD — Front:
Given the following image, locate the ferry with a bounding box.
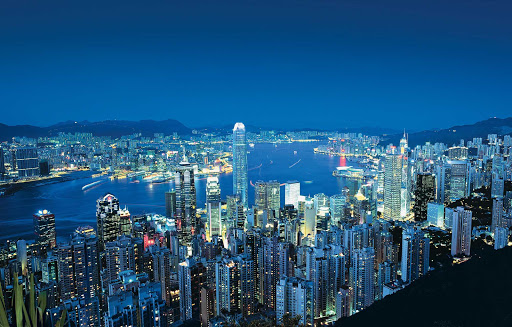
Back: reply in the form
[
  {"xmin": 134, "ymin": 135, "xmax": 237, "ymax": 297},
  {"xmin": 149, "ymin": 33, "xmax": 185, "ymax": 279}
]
[{"xmin": 82, "ymin": 180, "xmax": 105, "ymax": 191}]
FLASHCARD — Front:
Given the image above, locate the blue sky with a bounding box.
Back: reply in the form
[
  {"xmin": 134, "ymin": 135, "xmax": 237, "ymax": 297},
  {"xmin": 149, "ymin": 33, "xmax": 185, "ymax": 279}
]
[{"xmin": 1, "ymin": 0, "xmax": 511, "ymax": 130}]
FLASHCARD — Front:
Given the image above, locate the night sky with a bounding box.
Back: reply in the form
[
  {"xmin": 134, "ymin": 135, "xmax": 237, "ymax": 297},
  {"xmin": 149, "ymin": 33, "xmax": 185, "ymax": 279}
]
[{"xmin": 1, "ymin": 0, "xmax": 511, "ymax": 130}]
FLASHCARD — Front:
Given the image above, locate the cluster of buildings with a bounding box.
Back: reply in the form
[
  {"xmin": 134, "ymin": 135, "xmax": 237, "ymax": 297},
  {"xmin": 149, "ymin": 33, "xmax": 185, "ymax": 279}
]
[{"xmin": 0, "ymin": 124, "xmax": 511, "ymax": 326}]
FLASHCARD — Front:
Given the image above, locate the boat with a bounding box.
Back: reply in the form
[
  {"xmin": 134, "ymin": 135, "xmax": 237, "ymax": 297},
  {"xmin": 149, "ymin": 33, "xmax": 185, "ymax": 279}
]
[{"xmin": 82, "ymin": 180, "xmax": 105, "ymax": 191}]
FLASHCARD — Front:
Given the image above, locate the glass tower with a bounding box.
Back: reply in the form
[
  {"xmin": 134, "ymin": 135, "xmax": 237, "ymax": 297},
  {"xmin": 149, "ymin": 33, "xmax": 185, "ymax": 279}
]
[{"xmin": 233, "ymin": 122, "xmax": 248, "ymax": 207}]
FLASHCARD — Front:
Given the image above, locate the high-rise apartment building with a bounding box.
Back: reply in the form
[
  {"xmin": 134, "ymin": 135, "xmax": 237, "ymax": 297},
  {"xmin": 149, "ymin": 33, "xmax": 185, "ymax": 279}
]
[{"xmin": 451, "ymin": 207, "xmax": 472, "ymax": 256}]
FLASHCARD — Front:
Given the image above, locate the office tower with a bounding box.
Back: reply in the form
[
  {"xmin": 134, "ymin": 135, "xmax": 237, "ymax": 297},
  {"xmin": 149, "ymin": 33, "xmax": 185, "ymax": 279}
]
[
  {"xmin": 16, "ymin": 240, "xmax": 27, "ymax": 276},
  {"xmin": 285, "ymin": 181, "xmax": 300, "ymax": 209},
  {"xmin": 349, "ymin": 247, "xmax": 375, "ymax": 313},
  {"xmin": 494, "ymin": 227, "xmax": 508, "ymax": 250},
  {"xmin": 255, "ymin": 181, "xmax": 267, "ymax": 209},
  {"xmin": 303, "ymin": 198, "xmax": 316, "ymax": 238},
  {"xmin": 427, "ymin": 203, "xmax": 445, "ymax": 227},
  {"xmin": 119, "ymin": 207, "xmax": 131, "ymax": 236},
  {"xmin": 444, "ymin": 160, "xmax": 471, "ymax": 202},
  {"xmin": 492, "ymin": 198, "xmax": 504, "ymax": 233},
  {"xmin": 401, "ymin": 227, "xmax": 429, "ymax": 283},
  {"xmin": 233, "ymin": 122, "xmax": 248, "ymax": 207},
  {"xmin": 96, "ymin": 193, "xmax": 121, "ymax": 251},
  {"xmin": 276, "ymin": 277, "xmax": 314, "ymax": 326},
  {"xmin": 15, "ymin": 147, "xmax": 39, "ymax": 178},
  {"xmin": 33, "ymin": 209, "xmax": 57, "ymax": 250},
  {"xmin": 451, "ymin": 207, "xmax": 472, "ymax": 256},
  {"xmin": 207, "ymin": 202, "xmax": 222, "ymax": 241},
  {"xmin": 255, "ymin": 180, "xmax": 281, "ymax": 217},
  {"xmin": 444, "ymin": 207, "xmax": 454, "ymax": 229},
  {"xmin": 165, "ymin": 190, "xmax": 177, "ymax": 218},
  {"xmin": 330, "ymin": 194, "xmax": 346, "ymax": 224},
  {"xmin": 104, "ymin": 236, "xmax": 136, "ymax": 283},
  {"xmin": 206, "ymin": 176, "xmax": 221, "ymax": 203},
  {"xmin": 70, "ymin": 232, "xmax": 99, "ymax": 300},
  {"xmin": 178, "ymin": 258, "xmax": 206, "ymax": 321},
  {"xmin": 413, "ymin": 173, "xmax": 436, "ymax": 221},
  {"xmin": 491, "ymin": 172, "xmax": 505, "ymax": 199},
  {"xmin": 215, "ymin": 255, "xmax": 255, "ymax": 316},
  {"xmin": 175, "ymin": 157, "xmax": 197, "ymax": 244},
  {"xmin": 384, "ymin": 154, "xmax": 402, "ymax": 220}
]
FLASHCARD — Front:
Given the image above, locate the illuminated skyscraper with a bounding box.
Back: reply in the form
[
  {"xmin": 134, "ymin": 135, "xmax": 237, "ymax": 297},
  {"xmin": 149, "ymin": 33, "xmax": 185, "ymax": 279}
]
[
  {"xmin": 413, "ymin": 173, "xmax": 436, "ymax": 221},
  {"xmin": 33, "ymin": 209, "xmax": 57, "ymax": 250},
  {"xmin": 175, "ymin": 157, "xmax": 197, "ymax": 244},
  {"xmin": 254, "ymin": 180, "xmax": 280, "ymax": 218},
  {"xmin": 451, "ymin": 207, "xmax": 472, "ymax": 256},
  {"xmin": 285, "ymin": 181, "xmax": 300, "ymax": 209},
  {"xmin": 206, "ymin": 176, "xmax": 221, "ymax": 203},
  {"xmin": 165, "ymin": 190, "xmax": 176, "ymax": 218},
  {"xmin": 15, "ymin": 147, "xmax": 39, "ymax": 179},
  {"xmin": 96, "ymin": 194, "xmax": 121, "ymax": 251},
  {"xmin": 349, "ymin": 247, "xmax": 375, "ymax": 313},
  {"xmin": 119, "ymin": 207, "xmax": 131, "ymax": 236},
  {"xmin": 233, "ymin": 122, "xmax": 248, "ymax": 207},
  {"xmin": 276, "ymin": 277, "xmax": 314, "ymax": 326},
  {"xmin": 384, "ymin": 154, "xmax": 402, "ymax": 220},
  {"xmin": 401, "ymin": 227, "xmax": 429, "ymax": 283}
]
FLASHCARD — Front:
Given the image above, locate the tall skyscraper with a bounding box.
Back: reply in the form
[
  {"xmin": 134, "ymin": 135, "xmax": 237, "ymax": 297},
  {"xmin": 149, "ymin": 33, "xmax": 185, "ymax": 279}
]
[
  {"xmin": 401, "ymin": 227, "xmax": 429, "ymax": 283},
  {"xmin": 451, "ymin": 207, "xmax": 472, "ymax": 256},
  {"xmin": 491, "ymin": 198, "xmax": 504, "ymax": 234},
  {"xmin": 175, "ymin": 157, "xmax": 197, "ymax": 244},
  {"xmin": 33, "ymin": 209, "xmax": 57, "ymax": 250},
  {"xmin": 330, "ymin": 194, "xmax": 346, "ymax": 224},
  {"xmin": 119, "ymin": 207, "xmax": 131, "ymax": 236},
  {"xmin": 285, "ymin": 181, "xmax": 300, "ymax": 209},
  {"xmin": 215, "ymin": 255, "xmax": 255, "ymax": 316},
  {"xmin": 15, "ymin": 147, "xmax": 39, "ymax": 179},
  {"xmin": 349, "ymin": 247, "xmax": 375, "ymax": 313},
  {"xmin": 96, "ymin": 193, "xmax": 121, "ymax": 251},
  {"xmin": 206, "ymin": 176, "xmax": 221, "ymax": 203},
  {"xmin": 233, "ymin": 122, "xmax": 248, "ymax": 207},
  {"xmin": 413, "ymin": 173, "xmax": 436, "ymax": 221},
  {"xmin": 254, "ymin": 180, "xmax": 280, "ymax": 218},
  {"xmin": 276, "ymin": 277, "xmax": 314, "ymax": 326},
  {"xmin": 384, "ymin": 154, "xmax": 402, "ymax": 220},
  {"xmin": 427, "ymin": 202, "xmax": 444, "ymax": 228},
  {"xmin": 165, "ymin": 190, "xmax": 176, "ymax": 218}
]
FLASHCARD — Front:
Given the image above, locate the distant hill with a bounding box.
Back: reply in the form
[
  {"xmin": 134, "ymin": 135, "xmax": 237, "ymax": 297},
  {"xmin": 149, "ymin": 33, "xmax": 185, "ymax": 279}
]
[
  {"xmin": 0, "ymin": 119, "xmax": 191, "ymax": 141},
  {"xmin": 383, "ymin": 117, "xmax": 512, "ymax": 147},
  {"xmin": 335, "ymin": 244, "xmax": 512, "ymax": 327}
]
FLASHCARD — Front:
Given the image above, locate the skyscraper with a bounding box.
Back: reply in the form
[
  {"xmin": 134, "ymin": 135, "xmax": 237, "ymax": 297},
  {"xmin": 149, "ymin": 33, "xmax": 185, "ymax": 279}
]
[
  {"xmin": 33, "ymin": 209, "xmax": 57, "ymax": 250},
  {"xmin": 285, "ymin": 181, "xmax": 300, "ymax": 209},
  {"xmin": 276, "ymin": 277, "xmax": 314, "ymax": 326},
  {"xmin": 350, "ymin": 247, "xmax": 375, "ymax": 313},
  {"xmin": 96, "ymin": 193, "xmax": 121, "ymax": 251},
  {"xmin": 413, "ymin": 173, "xmax": 436, "ymax": 221},
  {"xmin": 15, "ymin": 147, "xmax": 39, "ymax": 179},
  {"xmin": 401, "ymin": 227, "xmax": 429, "ymax": 283},
  {"xmin": 175, "ymin": 157, "xmax": 197, "ymax": 244},
  {"xmin": 491, "ymin": 198, "xmax": 504, "ymax": 234},
  {"xmin": 165, "ymin": 190, "xmax": 176, "ymax": 218},
  {"xmin": 384, "ymin": 154, "xmax": 402, "ymax": 220},
  {"xmin": 206, "ymin": 176, "xmax": 221, "ymax": 203},
  {"xmin": 255, "ymin": 180, "xmax": 281, "ymax": 218},
  {"xmin": 427, "ymin": 202, "xmax": 444, "ymax": 228},
  {"xmin": 451, "ymin": 207, "xmax": 472, "ymax": 256},
  {"xmin": 233, "ymin": 122, "xmax": 248, "ymax": 207}
]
